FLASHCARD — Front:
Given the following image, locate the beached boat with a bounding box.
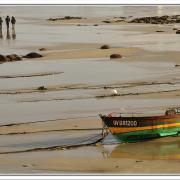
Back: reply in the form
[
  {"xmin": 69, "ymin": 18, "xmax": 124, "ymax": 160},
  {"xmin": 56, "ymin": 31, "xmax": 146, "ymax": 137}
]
[{"xmin": 99, "ymin": 107, "xmax": 180, "ymax": 142}]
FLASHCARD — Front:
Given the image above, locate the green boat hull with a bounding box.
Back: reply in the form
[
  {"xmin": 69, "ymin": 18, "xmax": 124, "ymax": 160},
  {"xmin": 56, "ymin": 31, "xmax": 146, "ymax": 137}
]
[{"xmin": 113, "ymin": 127, "xmax": 180, "ymax": 143}]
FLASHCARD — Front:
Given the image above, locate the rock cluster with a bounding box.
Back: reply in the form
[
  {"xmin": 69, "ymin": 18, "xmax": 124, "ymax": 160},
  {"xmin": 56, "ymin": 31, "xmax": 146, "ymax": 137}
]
[
  {"xmin": 0, "ymin": 54, "xmax": 22, "ymax": 63},
  {"xmin": 48, "ymin": 16, "xmax": 83, "ymax": 21},
  {"xmin": 0, "ymin": 52, "xmax": 43, "ymax": 64},
  {"xmin": 129, "ymin": 15, "xmax": 180, "ymax": 24}
]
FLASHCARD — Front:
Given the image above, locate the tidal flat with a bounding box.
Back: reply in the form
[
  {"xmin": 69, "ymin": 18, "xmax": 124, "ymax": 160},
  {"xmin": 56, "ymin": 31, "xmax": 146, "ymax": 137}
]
[{"xmin": 0, "ymin": 5, "xmax": 180, "ymax": 174}]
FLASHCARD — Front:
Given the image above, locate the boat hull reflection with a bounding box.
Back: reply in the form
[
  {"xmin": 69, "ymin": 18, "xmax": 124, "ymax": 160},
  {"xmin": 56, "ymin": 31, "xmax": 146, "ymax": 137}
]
[{"xmin": 108, "ymin": 136, "xmax": 180, "ymax": 160}]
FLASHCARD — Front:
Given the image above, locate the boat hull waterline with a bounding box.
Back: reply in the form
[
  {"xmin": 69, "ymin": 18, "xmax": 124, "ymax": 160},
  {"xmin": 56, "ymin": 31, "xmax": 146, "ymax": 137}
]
[{"xmin": 100, "ymin": 108, "xmax": 180, "ymax": 142}]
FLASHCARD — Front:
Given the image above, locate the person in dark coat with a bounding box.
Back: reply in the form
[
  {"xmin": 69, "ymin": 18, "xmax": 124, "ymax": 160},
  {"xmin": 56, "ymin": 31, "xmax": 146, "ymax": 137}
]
[
  {"xmin": 11, "ymin": 16, "xmax": 16, "ymax": 29},
  {"xmin": 5, "ymin": 15, "xmax": 10, "ymax": 29}
]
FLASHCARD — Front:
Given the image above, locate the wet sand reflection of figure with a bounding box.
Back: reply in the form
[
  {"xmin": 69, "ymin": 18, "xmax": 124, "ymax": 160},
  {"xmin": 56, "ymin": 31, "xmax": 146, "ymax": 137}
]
[
  {"xmin": 0, "ymin": 17, "xmax": 3, "ymax": 39},
  {"xmin": 6, "ymin": 29, "xmax": 11, "ymax": 39},
  {"xmin": 12, "ymin": 27, "xmax": 16, "ymax": 39},
  {"xmin": 0, "ymin": 28, "xmax": 3, "ymax": 39}
]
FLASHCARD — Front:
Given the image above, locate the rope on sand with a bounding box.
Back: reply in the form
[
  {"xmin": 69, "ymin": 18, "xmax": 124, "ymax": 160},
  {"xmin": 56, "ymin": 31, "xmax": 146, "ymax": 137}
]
[
  {"xmin": 0, "ymin": 128, "xmax": 102, "ymax": 136},
  {"xmin": 0, "ymin": 116, "xmax": 109, "ymax": 154}
]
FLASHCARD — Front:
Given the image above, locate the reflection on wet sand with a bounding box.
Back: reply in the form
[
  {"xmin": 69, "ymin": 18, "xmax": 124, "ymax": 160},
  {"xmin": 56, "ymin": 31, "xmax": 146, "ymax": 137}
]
[
  {"xmin": 0, "ymin": 29, "xmax": 3, "ymax": 39},
  {"xmin": 6, "ymin": 29, "xmax": 11, "ymax": 39},
  {"xmin": 12, "ymin": 27, "xmax": 16, "ymax": 39},
  {"xmin": 0, "ymin": 27, "xmax": 16, "ymax": 40},
  {"xmin": 108, "ymin": 136, "xmax": 180, "ymax": 160}
]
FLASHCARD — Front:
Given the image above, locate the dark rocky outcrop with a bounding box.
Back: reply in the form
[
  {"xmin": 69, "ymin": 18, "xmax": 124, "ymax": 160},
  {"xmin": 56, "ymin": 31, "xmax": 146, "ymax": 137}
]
[
  {"xmin": 23, "ymin": 52, "xmax": 42, "ymax": 59},
  {"xmin": 175, "ymin": 64, "xmax": 180, "ymax": 67},
  {"xmin": 110, "ymin": 54, "xmax": 122, "ymax": 59},
  {"xmin": 0, "ymin": 52, "xmax": 42, "ymax": 64},
  {"xmin": 63, "ymin": 16, "xmax": 83, "ymax": 20},
  {"xmin": 100, "ymin": 45, "xmax": 110, "ymax": 49},
  {"xmin": 48, "ymin": 16, "xmax": 84, "ymax": 21},
  {"xmin": 129, "ymin": 15, "xmax": 180, "ymax": 24}
]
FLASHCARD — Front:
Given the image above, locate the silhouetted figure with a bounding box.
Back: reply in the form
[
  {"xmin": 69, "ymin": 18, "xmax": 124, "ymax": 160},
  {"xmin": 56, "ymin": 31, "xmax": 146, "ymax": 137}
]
[
  {"xmin": 0, "ymin": 17, "xmax": 3, "ymax": 39},
  {"xmin": 12, "ymin": 27, "xmax": 16, "ymax": 39},
  {"xmin": 11, "ymin": 16, "xmax": 16, "ymax": 29},
  {"xmin": 6, "ymin": 29, "xmax": 11, "ymax": 39},
  {"xmin": 5, "ymin": 15, "xmax": 10, "ymax": 30}
]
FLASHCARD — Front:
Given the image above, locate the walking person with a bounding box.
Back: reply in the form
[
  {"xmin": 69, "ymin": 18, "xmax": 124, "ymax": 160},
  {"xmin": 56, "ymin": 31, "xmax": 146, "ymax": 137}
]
[
  {"xmin": 5, "ymin": 16, "xmax": 11, "ymax": 39},
  {"xmin": 11, "ymin": 16, "xmax": 16, "ymax": 29},
  {"xmin": 5, "ymin": 15, "xmax": 10, "ymax": 30}
]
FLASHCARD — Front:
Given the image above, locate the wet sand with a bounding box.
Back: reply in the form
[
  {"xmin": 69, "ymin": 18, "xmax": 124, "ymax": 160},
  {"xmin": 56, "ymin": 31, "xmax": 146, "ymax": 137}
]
[
  {"xmin": 41, "ymin": 47, "xmax": 141, "ymax": 60},
  {"xmin": 0, "ymin": 6, "xmax": 180, "ymax": 174},
  {"xmin": 0, "ymin": 137, "xmax": 180, "ymax": 174}
]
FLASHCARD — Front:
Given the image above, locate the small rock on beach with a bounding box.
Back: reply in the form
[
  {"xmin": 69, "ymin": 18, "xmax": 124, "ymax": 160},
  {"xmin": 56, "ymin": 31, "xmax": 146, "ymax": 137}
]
[
  {"xmin": 110, "ymin": 54, "xmax": 122, "ymax": 59},
  {"xmin": 176, "ymin": 30, "xmax": 180, "ymax": 34},
  {"xmin": 37, "ymin": 86, "xmax": 47, "ymax": 90},
  {"xmin": 39, "ymin": 48, "xmax": 47, "ymax": 51},
  {"xmin": 102, "ymin": 20, "xmax": 111, "ymax": 23},
  {"xmin": 23, "ymin": 52, "xmax": 43, "ymax": 59},
  {"xmin": 173, "ymin": 28, "xmax": 178, "ymax": 30},
  {"xmin": 100, "ymin": 45, "xmax": 110, "ymax": 49},
  {"xmin": 156, "ymin": 30, "xmax": 164, "ymax": 32}
]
